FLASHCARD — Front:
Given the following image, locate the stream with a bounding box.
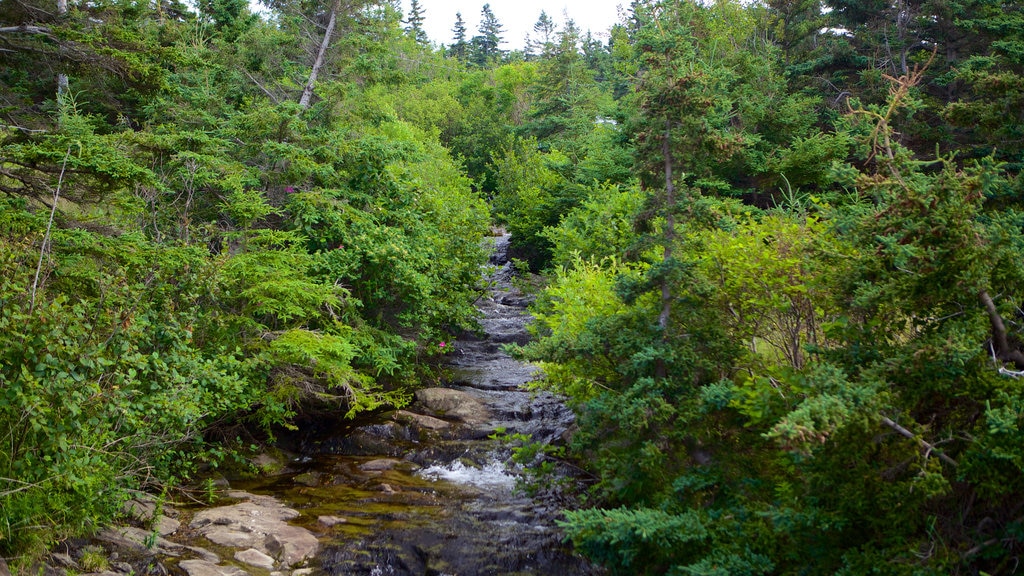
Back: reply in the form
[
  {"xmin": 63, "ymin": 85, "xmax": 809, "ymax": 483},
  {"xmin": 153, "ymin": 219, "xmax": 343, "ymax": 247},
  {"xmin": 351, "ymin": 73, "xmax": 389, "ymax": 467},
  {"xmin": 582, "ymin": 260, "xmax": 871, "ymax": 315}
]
[{"xmin": 234, "ymin": 234, "xmax": 597, "ymax": 575}]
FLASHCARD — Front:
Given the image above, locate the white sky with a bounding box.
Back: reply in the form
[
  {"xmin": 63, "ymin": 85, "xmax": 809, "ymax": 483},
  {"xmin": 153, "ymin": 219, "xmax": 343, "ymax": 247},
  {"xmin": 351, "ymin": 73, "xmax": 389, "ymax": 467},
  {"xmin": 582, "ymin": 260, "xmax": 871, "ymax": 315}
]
[{"xmin": 399, "ymin": 0, "xmax": 626, "ymax": 49}]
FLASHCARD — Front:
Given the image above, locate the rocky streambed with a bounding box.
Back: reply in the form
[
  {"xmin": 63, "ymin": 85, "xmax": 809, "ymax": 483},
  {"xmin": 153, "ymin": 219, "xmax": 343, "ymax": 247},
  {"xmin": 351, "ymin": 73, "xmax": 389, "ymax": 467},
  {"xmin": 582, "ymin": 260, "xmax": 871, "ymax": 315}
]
[{"xmin": 45, "ymin": 234, "xmax": 596, "ymax": 576}]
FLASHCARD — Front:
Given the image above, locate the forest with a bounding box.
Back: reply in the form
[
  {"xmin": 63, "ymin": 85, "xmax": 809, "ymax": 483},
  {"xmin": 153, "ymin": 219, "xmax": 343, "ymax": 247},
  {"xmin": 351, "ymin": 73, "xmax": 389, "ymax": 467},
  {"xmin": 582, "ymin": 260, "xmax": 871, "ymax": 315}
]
[{"xmin": 1, "ymin": 0, "xmax": 1023, "ymax": 572}]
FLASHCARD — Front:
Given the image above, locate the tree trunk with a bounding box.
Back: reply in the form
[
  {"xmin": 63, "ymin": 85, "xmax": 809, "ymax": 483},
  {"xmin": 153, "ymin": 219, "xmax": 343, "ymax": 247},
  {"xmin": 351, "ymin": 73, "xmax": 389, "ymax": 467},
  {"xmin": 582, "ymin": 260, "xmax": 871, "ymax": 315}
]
[
  {"xmin": 298, "ymin": 0, "xmax": 340, "ymax": 109},
  {"xmin": 57, "ymin": 0, "xmax": 68, "ymax": 96},
  {"xmin": 659, "ymin": 120, "xmax": 675, "ymax": 333},
  {"xmin": 655, "ymin": 121, "xmax": 676, "ymax": 380}
]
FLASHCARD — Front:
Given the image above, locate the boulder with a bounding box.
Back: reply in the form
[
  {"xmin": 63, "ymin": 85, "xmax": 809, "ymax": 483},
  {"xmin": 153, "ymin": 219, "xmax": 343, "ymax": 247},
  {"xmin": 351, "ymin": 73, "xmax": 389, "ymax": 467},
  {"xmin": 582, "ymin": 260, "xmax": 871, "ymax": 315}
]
[
  {"xmin": 393, "ymin": 410, "xmax": 451, "ymax": 430},
  {"xmin": 264, "ymin": 526, "xmax": 319, "ymax": 567},
  {"xmin": 414, "ymin": 388, "xmax": 491, "ymax": 425}
]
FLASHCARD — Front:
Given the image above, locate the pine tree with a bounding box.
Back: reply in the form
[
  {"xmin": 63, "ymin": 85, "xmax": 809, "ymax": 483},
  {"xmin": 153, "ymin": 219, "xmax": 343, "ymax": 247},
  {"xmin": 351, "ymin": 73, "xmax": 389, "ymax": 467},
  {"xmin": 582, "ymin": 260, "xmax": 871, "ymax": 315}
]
[
  {"xmin": 450, "ymin": 12, "xmax": 468, "ymax": 60},
  {"xmin": 404, "ymin": 0, "xmax": 428, "ymax": 44}
]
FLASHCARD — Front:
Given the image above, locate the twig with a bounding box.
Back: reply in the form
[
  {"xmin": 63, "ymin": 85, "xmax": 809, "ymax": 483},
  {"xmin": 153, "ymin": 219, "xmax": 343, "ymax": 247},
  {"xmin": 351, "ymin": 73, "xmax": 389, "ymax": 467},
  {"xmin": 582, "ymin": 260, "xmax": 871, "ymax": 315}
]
[{"xmin": 30, "ymin": 145, "xmax": 72, "ymax": 313}]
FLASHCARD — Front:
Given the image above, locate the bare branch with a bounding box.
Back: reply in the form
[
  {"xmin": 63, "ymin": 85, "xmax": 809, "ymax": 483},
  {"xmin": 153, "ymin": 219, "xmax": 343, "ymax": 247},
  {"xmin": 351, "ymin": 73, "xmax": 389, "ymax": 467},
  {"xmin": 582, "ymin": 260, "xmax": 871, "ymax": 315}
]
[
  {"xmin": 880, "ymin": 415, "xmax": 958, "ymax": 467},
  {"xmin": 0, "ymin": 25, "xmax": 54, "ymax": 36}
]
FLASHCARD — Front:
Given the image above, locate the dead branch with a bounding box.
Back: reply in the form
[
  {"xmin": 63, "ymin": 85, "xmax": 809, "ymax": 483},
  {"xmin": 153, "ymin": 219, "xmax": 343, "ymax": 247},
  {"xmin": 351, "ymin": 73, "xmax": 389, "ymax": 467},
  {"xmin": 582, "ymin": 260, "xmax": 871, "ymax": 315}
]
[{"xmin": 880, "ymin": 415, "xmax": 958, "ymax": 467}]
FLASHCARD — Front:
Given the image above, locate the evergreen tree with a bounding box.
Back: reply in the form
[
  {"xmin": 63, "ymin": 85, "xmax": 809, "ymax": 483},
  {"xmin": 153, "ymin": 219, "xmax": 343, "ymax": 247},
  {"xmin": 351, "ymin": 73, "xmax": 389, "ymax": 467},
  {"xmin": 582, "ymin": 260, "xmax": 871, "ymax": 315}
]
[
  {"xmin": 470, "ymin": 3, "xmax": 504, "ymax": 66},
  {"xmin": 404, "ymin": 0, "xmax": 428, "ymax": 44},
  {"xmin": 450, "ymin": 12, "xmax": 468, "ymax": 60},
  {"xmin": 525, "ymin": 10, "xmax": 557, "ymax": 59}
]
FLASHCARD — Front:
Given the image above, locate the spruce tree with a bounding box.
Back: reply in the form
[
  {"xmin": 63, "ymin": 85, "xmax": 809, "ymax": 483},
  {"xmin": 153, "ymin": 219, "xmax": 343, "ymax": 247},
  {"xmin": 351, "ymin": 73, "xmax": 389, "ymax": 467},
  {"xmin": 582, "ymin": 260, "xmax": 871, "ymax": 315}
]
[
  {"xmin": 450, "ymin": 12, "xmax": 468, "ymax": 60},
  {"xmin": 404, "ymin": 0, "xmax": 428, "ymax": 44},
  {"xmin": 471, "ymin": 3, "xmax": 504, "ymax": 66},
  {"xmin": 525, "ymin": 11, "xmax": 557, "ymax": 59}
]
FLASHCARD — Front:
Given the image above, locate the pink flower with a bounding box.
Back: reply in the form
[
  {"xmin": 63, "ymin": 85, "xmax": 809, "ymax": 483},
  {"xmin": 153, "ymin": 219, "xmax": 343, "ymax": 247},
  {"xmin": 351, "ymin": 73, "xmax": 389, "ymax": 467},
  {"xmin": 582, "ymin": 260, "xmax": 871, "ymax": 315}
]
[
  {"xmin": 439, "ymin": 341, "xmax": 446, "ymax": 348},
  {"xmin": 285, "ymin": 186, "xmax": 295, "ymax": 193}
]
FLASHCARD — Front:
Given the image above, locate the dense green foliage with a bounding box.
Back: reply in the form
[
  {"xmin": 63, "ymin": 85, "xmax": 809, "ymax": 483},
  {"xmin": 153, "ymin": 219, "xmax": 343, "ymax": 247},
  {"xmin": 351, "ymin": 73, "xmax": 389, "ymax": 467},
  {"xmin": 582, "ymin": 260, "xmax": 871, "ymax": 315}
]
[
  {"xmin": 4, "ymin": 0, "xmax": 1024, "ymax": 572},
  {"xmin": 511, "ymin": 0, "xmax": 1024, "ymax": 574},
  {"xmin": 0, "ymin": 0, "xmax": 490, "ymax": 560}
]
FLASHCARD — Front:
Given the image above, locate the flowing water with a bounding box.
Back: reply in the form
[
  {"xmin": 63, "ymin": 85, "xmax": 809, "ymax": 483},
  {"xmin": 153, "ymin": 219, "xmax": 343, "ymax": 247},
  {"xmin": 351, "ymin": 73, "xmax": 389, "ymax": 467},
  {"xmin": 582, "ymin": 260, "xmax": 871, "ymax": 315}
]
[{"xmin": 235, "ymin": 235, "xmax": 597, "ymax": 575}]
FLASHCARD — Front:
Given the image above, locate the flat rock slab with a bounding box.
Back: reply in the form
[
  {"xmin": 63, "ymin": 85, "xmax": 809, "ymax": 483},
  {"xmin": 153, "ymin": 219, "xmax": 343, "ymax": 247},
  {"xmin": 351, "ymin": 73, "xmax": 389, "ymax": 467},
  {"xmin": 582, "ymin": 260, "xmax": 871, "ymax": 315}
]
[
  {"xmin": 179, "ymin": 560, "xmax": 249, "ymax": 576},
  {"xmin": 414, "ymin": 388, "xmax": 491, "ymax": 425},
  {"xmin": 189, "ymin": 492, "xmax": 318, "ymax": 568},
  {"xmin": 96, "ymin": 526, "xmax": 183, "ymax": 557},
  {"xmin": 234, "ymin": 549, "xmax": 275, "ymax": 570}
]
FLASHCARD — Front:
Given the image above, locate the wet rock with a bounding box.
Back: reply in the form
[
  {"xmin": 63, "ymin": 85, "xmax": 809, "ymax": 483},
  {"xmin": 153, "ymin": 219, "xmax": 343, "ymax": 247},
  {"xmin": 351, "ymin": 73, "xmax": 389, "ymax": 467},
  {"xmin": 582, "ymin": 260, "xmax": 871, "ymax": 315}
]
[
  {"xmin": 316, "ymin": 422, "xmax": 412, "ymax": 456},
  {"xmin": 178, "ymin": 560, "xmax": 249, "ymax": 576},
  {"xmin": 414, "ymin": 388, "xmax": 491, "ymax": 425},
  {"xmin": 359, "ymin": 458, "xmax": 402, "ymax": 471},
  {"xmin": 234, "ymin": 549, "xmax": 275, "ymax": 570},
  {"xmin": 250, "ymin": 453, "xmax": 282, "ymax": 473},
  {"xmin": 393, "ymin": 410, "xmax": 450, "ymax": 430},
  {"xmin": 291, "ymin": 471, "xmax": 322, "ymax": 487},
  {"xmin": 185, "ymin": 547, "xmax": 220, "ymax": 564}
]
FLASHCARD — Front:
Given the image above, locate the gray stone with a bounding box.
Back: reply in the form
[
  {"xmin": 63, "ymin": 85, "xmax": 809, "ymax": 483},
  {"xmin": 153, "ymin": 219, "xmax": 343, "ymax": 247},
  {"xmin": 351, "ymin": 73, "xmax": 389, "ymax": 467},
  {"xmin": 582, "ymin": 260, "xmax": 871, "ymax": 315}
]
[
  {"xmin": 317, "ymin": 515, "xmax": 346, "ymax": 527},
  {"xmin": 292, "ymin": 570, "xmax": 315, "ymax": 576},
  {"xmin": 95, "ymin": 526, "xmax": 183, "ymax": 556},
  {"xmin": 49, "ymin": 554, "xmax": 78, "ymax": 569},
  {"xmin": 250, "ymin": 453, "xmax": 281, "ymax": 471},
  {"xmin": 190, "ymin": 495, "xmax": 300, "ymax": 529},
  {"xmin": 0, "ymin": 558, "xmax": 10, "ymax": 576},
  {"xmin": 414, "ymin": 388, "xmax": 491, "ymax": 425},
  {"xmin": 264, "ymin": 526, "xmax": 319, "ymax": 567},
  {"xmin": 394, "ymin": 410, "xmax": 451, "ymax": 430},
  {"xmin": 359, "ymin": 458, "xmax": 401, "ymax": 471},
  {"xmin": 155, "ymin": 515, "xmax": 181, "ymax": 536},
  {"xmin": 201, "ymin": 526, "xmax": 261, "ymax": 549},
  {"xmin": 178, "ymin": 560, "xmax": 249, "ymax": 576},
  {"xmin": 234, "ymin": 549, "xmax": 275, "ymax": 570},
  {"xmin": 185, "ymin": 546, "xmax": 221, "ymax": 563},
  {"xmin": 188, "ymin": 492, "xmax": 317, "ymax": 568}
]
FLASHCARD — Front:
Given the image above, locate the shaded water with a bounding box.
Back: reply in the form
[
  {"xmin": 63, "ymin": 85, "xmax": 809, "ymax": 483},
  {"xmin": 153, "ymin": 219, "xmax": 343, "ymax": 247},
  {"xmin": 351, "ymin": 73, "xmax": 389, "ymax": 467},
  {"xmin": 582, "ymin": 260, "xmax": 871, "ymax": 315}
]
[{"xmin": 237, "ymin": 235, "xmax": 597, "ymax": 575}]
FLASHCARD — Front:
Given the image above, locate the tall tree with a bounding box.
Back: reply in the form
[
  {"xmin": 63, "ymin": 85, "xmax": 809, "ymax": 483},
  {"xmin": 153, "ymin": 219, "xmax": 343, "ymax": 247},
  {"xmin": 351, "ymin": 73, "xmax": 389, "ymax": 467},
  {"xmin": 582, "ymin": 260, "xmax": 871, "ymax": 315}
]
[
  {"xmin": 470, "ymin": 3, "xmax": 504, "ymax": 66},
  {"xmin": 525, "ymin": 10, "xmax": 557, "ymax": 59},
  {"xmin": 450, "ymin": 11, "xmax": 468, "ymax": 60},
  {"xmin": 404, "ymin": 0, "xmax": 428, "ymax": 44}
]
